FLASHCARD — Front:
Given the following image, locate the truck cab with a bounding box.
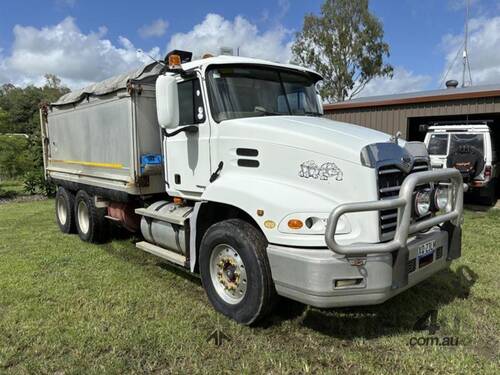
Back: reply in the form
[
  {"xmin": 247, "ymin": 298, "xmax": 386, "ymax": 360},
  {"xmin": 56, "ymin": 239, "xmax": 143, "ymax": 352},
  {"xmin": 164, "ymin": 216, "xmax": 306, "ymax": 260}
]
[
  {"xmin": 45, "ymin": 51, "xmax": 464, "ymax": 325},
  {"xmin": 424, "ymin": 123, "xmax": 497, "ymax": 205},
  {"xmin": 157, "ymin": 56, "xmax": 325, "ymax": 200}
]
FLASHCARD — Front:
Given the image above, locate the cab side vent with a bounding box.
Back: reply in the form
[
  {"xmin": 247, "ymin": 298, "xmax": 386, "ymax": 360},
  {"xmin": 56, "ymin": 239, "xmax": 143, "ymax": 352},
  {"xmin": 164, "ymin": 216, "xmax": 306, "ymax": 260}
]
[
  {"xmin": 236, "ymin": 148, "xmax": 259, "ymax": 157},
  {"xmin": 237, "ymin": 159, "xmax": 259, "ymax": 168}
]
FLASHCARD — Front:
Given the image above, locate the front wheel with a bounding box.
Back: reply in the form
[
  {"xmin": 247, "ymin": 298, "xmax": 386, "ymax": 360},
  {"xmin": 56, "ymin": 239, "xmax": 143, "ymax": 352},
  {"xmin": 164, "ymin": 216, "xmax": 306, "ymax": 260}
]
[{"xmin": 199, "ymin": 219, "xmax": 276, "ymax": 325}]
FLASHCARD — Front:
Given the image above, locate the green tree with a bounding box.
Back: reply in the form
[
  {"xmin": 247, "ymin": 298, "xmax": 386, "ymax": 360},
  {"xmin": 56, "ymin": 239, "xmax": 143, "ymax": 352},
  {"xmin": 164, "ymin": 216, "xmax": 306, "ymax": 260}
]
[
  {"xmin": 0, "ymin": 135, "xmax": 32, "ymax": 178},
  {"xmin": 0, "ymin": 75, "xmax": 69, "ymax": 135},
  {"xmin": 0, "ymin": 75, "xmax": 69, "ymax": 176},
  {"xmin": 44, "ymin": 74, "xmax": 62, "ymax": 89},
  {"xmin": 0, "ymin": 108, "xmax": 10, "ymax": 133},
  {"xmin": 292, "ymin": 0, "xmax": 393, "ymax": 103}
]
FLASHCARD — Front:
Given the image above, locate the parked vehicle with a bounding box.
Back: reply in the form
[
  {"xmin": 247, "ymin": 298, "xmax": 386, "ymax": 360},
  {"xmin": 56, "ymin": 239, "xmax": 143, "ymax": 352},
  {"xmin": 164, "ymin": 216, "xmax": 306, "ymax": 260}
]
[
  {"xmin": 41, "ymin": 51, "xmax": 464, "ymax": 324},
  {"xmin": 424, "ymin": 122, "xmax": 498, "ymax": 205}
]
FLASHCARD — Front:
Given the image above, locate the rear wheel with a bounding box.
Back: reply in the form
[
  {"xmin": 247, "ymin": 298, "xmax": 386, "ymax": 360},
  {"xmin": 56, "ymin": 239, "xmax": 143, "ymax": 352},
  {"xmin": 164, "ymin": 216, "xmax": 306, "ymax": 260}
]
[
  {"xmin": 479, "ymin": 180, "xmax": 497, "ymax": 206},
  {"xmin": 74, "ymin": 190, "xmax": 108, "ymax": 243},
  {"xmin": 55, "ymin": 187, "xmax": 75, "ymax": 234},
  {"xmin": 199, "ymin": 219, "xmax": 276, "ymax": 325}
]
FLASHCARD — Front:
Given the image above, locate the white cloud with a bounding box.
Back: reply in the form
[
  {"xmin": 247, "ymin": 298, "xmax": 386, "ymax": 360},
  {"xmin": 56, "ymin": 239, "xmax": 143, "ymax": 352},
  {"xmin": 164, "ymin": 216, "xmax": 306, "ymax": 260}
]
[
  {"xmin": 260, "ymin": 9, "xmax": 270, "ymax": 23},
  {"xmin": 167, "ymin": 13, "xmax": 292, "ymax": 62},
  {"xmin": 259, "ymin": 0, "xmax": 290, "ymax": 25},
  {"xmin": 358, "ymin": 67, "xmax": 432, "ymax": 98},
  {"xmin": 447, "ymin": 0, "xmax": 479, "ymax": 11},
  {"xmin": 0, "ymin": 14, "xmax": 293, "ymax": 89},
  {"xmin": 0, "ymin": 17, "xmax": 160, "ymax": 88},
  {"xmin": 138, "ymin": 19, "xmax": 168, "ymax": 38},
  {"xmin": 440, "ymin": 16, "xmax": 500, "ymax": 86},
  {"xmin": 0, "ymin": 48, "xmax": 9, "ymax": 84},
  {"xmin": 277, "ymin": 0, "xmax": 290, "ymax": 18},
  {"xmin": 55, "ymin": 0, "xmax": 77, "ymax": 7}
]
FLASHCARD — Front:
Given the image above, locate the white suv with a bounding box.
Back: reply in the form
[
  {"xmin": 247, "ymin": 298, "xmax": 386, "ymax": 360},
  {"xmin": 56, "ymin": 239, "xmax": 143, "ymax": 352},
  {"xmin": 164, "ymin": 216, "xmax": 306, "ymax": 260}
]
[{"xmin": 424, "ymin": 123, "xmax": 498, "ymax": 205}]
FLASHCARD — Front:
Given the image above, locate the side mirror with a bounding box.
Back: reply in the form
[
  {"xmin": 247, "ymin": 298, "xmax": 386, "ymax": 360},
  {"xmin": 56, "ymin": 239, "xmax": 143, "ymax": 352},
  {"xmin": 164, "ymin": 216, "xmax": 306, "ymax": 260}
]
[{"xmin": 156, "ymin": 75, "xmax": 179, "ymax": 129}]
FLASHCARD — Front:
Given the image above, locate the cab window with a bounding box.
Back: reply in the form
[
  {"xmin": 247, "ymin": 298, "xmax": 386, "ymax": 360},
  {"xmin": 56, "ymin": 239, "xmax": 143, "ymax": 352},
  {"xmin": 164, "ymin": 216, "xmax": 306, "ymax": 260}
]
[
  {"xmin": 428, "ymin": 133, "xmax": 449, "ymax": 155},
  {"xmin": 449, "ymin": 133, "xmax": 484, "ymax": 154},
  {"xmin": 178, "ymin": 79, "xmax": 205, "ymax": 126},
  {"xmin": 278, "ymin": 72, "xmax": 320, "ymax": 115},
  {"xmin": 206, "ymin": 65, "xmax": 321, "ymax": 122}
]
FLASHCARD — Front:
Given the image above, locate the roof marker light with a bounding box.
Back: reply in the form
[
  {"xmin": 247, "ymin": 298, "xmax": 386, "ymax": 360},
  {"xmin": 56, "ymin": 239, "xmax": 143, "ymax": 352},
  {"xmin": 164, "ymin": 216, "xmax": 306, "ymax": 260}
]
[{"xmin": 168, "ymin": 54, "xmax": 182, "ymax": 69}]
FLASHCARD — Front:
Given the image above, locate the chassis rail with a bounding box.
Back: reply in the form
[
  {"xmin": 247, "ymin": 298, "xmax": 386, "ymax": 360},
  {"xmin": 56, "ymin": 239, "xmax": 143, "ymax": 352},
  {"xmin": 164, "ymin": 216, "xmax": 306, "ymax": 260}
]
[{"xmin": 325, "ymin": 168, "xmax": 464, "ymax": 257}]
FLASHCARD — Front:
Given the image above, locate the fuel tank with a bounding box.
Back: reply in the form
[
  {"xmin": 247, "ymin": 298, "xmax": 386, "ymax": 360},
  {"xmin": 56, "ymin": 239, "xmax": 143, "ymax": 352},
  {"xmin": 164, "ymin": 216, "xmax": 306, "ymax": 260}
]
[{"xmin": 139, "ymin": 201, "xmax": 192, "ymax": 255}]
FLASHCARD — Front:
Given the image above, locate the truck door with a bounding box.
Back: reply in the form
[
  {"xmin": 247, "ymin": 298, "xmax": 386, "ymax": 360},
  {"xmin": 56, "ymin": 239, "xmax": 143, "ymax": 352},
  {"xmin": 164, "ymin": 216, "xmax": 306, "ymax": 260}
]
[{"xmin": 164, "ymin": 76, "xmax": 211, "ymax": 196}]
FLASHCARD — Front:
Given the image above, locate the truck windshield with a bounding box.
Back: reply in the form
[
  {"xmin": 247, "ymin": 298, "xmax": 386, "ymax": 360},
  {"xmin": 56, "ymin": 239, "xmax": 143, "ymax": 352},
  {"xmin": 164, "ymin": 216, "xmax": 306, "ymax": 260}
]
[
  {"xmin": 449, "ymin": 133, "xmax": 484, "ymax": 154},
  {"xmin": 428, "ymin": 133, "xmax": 449, "ymax": 155},
  {"xmin": 206, "ymin": 65, "xmax": 321, "ymax": 122}
]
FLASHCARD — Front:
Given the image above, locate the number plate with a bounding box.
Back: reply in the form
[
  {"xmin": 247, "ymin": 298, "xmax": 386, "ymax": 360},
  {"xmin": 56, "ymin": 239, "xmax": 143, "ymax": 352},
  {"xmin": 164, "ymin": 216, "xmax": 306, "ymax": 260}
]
[{"xmin": 417, "ymin": 240, "xmax": 436, "ymax": 258}]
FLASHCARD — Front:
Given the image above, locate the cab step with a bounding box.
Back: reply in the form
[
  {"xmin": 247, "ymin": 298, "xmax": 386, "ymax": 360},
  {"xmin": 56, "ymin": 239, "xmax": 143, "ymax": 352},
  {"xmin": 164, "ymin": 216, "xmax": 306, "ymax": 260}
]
[
  {"xmin": 135, "ymin": 241, "xmax": 188, "ymax": 267},
  {"xmin": 135, "ymin": 203, "xmax": 192, "ymax": 226}
]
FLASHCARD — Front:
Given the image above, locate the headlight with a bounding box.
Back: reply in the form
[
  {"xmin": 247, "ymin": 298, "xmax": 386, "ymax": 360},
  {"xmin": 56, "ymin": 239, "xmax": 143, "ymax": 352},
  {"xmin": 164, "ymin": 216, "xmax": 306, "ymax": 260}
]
[
  {"xmin": 414, "ymin": 189, "xmax": 431, "ymax": 217},
  {"xmin": 434, "ymin": 185, "xmax": 449, "ymax": 211}
]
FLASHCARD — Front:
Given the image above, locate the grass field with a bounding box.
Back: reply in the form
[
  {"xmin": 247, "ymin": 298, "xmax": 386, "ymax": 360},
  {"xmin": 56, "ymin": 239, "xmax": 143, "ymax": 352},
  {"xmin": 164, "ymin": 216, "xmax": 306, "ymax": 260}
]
[{"xmin": 0, "ymin": 199, "xmax": 499, "ymax": 374}]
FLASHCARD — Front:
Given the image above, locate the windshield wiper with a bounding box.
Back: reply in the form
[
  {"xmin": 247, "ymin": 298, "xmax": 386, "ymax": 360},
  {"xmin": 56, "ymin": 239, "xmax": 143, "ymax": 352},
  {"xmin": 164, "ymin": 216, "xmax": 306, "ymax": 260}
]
[
  {"xmin": 254, "ymin": 106, "xmax": 321, "ymax": 117},
  {"xmin": 302, "ymin": 111, "xmax": 322, "ymax": 117},
  {"xmin": 254, "ymin": 106, "xmax": 285, "ymax": 116}
]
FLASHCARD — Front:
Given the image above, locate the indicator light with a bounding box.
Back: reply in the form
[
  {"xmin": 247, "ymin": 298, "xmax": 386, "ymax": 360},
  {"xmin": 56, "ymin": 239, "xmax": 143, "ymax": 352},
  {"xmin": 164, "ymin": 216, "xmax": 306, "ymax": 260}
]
[{"xmin": 287, "ymin": 219, "xmax": 303, "ymax": 229}]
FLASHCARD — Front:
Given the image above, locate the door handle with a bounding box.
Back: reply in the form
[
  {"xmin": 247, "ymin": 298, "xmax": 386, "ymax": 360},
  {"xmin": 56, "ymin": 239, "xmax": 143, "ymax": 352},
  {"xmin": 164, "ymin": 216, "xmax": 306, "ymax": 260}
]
[{"xmin": 162, "ymin": 125, "xmax": 199, "ymax": 138}]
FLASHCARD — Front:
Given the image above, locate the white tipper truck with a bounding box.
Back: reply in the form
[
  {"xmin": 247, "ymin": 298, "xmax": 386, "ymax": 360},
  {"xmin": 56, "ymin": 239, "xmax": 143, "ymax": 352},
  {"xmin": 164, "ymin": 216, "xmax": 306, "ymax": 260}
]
[{"xmin": 41, "ymin": 50, "xmax": 464, "ymax": 325}]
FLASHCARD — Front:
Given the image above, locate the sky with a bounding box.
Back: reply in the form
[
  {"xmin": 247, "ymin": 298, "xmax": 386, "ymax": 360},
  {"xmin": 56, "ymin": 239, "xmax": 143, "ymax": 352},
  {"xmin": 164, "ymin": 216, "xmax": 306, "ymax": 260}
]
[{"xmin": 0, "ymin": 0, "xmax": 499, "ymax": 98}]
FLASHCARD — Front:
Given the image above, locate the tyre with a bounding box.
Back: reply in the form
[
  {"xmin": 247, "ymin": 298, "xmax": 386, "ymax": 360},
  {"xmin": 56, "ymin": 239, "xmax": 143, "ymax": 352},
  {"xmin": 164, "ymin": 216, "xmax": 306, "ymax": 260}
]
[
  {"xmin": 479, "ymin": 180, "xmax": 497, "ymax": 206},
  {"xmin": 74, "ymin": 190, "xmax": 108, "ymax": 243},
  {"xmin": 199, "ymin": 219, "xmax": 276, "ymax": 325},
  {"xmin": 447, "ymin": 145, "xmax": 485, "ymax": 182},
  {"xmin": 55, "ymin": 187, "xmax": 76, "ymax": 234},
  {"xmin": 482, "ymin": 191, "xmax": 496, "ymax": 206}
]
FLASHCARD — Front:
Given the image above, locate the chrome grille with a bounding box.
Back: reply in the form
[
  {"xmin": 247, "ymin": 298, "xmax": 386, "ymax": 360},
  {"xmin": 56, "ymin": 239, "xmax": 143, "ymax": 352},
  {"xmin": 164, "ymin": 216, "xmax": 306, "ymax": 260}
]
[
  {"xmin": 436, "ymin": 246, "xmax": 443, "ymax": 260},
  {"xmin": 378, "ymin": 160, "xmax": 430, "ymax": 241},
  {"xmin": 408, "ymin": 258, "xmax": 417, "ymax": 273}
]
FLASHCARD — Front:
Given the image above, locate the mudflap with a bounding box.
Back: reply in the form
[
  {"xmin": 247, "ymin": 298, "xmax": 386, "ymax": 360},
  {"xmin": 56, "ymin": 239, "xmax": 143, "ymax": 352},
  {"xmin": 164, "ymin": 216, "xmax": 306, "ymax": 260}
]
[
  {"xmin": 443, "ymin": 222, "xmax": 462, "ymax": 260},
  {"xmin": 391, "ymin": 246, "xmax": 409, "ymax": 289}
]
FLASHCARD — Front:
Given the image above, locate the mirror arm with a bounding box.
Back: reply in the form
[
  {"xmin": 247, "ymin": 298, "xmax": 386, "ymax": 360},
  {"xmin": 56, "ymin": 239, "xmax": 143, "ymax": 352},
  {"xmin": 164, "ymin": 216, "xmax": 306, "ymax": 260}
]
[
  {"xmin": 162, "ymin": 125, "xmax": 199, "ymax": 138},
  {"xmin": 180, "ymin": 70, "xmax": 197, "ymax": 79},
  {"xmin": 160, "ymin": 67, "xmax": 196, "ymax": 79}
]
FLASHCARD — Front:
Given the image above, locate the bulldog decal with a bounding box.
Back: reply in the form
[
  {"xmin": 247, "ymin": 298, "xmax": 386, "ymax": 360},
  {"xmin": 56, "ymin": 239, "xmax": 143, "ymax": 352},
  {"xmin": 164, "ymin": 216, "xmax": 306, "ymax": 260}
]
[{"xmin": 298, "ymin": 160, "xmax": 343, "ymax": 181}]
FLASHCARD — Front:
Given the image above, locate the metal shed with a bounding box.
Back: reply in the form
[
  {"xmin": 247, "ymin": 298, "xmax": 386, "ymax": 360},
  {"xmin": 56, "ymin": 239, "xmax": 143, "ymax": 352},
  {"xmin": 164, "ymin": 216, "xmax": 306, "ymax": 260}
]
[{"xmin": 323, "ymin": 84, "xmax": 500, "ymax": 141}]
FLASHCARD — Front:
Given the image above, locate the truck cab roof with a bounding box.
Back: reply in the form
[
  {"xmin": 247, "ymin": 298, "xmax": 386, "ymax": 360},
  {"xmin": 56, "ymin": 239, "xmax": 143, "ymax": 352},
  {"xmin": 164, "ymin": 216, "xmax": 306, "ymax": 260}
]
[
  {"xmin": 180, "ymin": 55, "xmax": 322, "ymax": 79},
  {"xmin": 52, "ymin": 55, "xmax": 322, "ymax": 107}
]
